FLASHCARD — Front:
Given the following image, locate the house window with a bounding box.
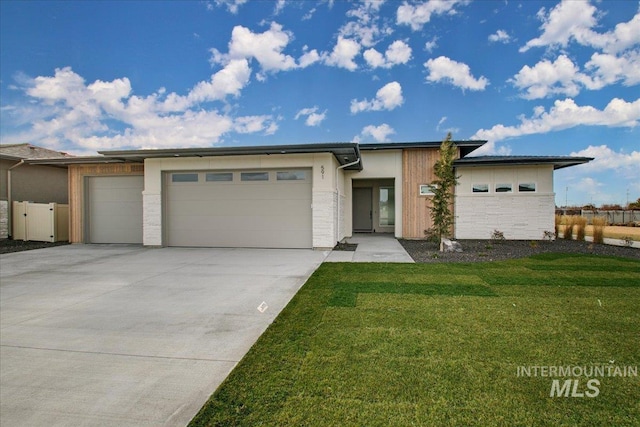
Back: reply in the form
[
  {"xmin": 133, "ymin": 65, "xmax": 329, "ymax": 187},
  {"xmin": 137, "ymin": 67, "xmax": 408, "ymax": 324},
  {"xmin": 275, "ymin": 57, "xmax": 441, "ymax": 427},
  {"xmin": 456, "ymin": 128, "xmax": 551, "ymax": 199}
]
[
  {"xmin": 241, "ymin": 172, "xmax": 269, "ymax": 181},
  {"xmin": 379, "ymin": 187, "xmax": 395, "ymax": 227},
  {"xmin": 472, "ymin": 184, "xmax": 489, "ymax": 193},
  {"xmin": 277, "ymin": 170, "xmax": 306, "ymax": 181},
  {"xmin": 519, "ymin": 182, "xmax": 536, "ymax": 192},
  {"xmin": 172, "ymin": 173, "xmax": 198, "ymax": 183},
  {"xmin": 495, "ymin": 183, "xmax": 512, "ymax": 193},
  {"xmin": 419, "ymin": 184, "xmax": 437, "ymax": 196},
  {"xmin": 206, "ymin": 172, "xmax": 233, "ymax": 182}
]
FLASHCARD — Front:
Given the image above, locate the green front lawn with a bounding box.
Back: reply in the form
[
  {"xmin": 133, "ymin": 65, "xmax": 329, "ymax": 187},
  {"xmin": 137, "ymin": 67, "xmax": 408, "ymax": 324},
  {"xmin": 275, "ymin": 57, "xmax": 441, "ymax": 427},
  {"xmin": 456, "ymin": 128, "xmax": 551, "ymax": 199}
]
[{"xmin": 190, "ymin": 254, "xmax": 640, "ymax": 426}]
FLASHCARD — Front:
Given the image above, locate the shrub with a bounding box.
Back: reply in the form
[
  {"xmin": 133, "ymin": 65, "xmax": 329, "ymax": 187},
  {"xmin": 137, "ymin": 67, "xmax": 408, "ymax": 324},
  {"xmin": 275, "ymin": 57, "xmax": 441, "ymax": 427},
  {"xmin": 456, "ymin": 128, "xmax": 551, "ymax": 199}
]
[
  {"xmin": 554, "ymin": 214, "xmax": 562, "ymax": 237},
  {"xmin": 575, "ymin": 216, "xmax": 587, "ymax": 241},
  {"xmin": 621, "ymin": 236, "xmax": 634, "ymax": 247},
  {"xmin": 563, "ymin": 215, "xmax": 575, "ymax": 240},
  {"xmin": 491, "ymin": 229, "xmax": 505, "ymax": 242},
  {"xmin": 592, "ymin": 217, "xmax": 606, "ymax": 244}
]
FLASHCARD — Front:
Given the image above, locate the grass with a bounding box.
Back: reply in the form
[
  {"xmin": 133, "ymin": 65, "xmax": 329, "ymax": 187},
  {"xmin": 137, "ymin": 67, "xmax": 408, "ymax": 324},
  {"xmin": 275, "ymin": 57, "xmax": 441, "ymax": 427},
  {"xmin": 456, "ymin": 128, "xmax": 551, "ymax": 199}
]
[
  {"xmin": 190, "ymin": 256, "xmax": 640, "ymax": 427},
  {"xmin": 592, "ymin": 217, "xmax": 607, "ymax": 244},
  {"xmin": 557, "ymin": 224, "xmax": 640, "ymax": 241}
]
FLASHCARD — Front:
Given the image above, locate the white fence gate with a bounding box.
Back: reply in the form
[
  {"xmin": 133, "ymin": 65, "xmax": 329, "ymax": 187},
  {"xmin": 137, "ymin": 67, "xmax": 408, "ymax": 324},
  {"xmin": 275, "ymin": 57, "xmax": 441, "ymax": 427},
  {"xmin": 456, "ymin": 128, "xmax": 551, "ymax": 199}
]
[{"xmin": 12, "ymin": 201, "xmax": 69, "ymax": 242}]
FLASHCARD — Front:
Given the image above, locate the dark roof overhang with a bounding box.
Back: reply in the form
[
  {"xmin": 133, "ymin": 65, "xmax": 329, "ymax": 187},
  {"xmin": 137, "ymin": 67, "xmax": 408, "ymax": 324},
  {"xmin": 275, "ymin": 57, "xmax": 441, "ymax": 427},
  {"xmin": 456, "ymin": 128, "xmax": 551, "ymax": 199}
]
[
  {"xmin": 453, "ymin": 156, "xmax": 594, "ymax": 170},
  {"xmin": 99, "ymin": 142, "xmax": 364, "ymax": 170},
  {"xmin": 360, "ymin": 140, "xmax": 486, "ymax": 158}
]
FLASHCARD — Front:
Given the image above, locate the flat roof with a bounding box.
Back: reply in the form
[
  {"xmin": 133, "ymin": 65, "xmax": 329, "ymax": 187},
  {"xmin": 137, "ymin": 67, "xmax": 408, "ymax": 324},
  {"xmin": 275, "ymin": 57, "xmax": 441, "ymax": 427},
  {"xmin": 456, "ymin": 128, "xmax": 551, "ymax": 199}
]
[
  {"xmin": 99, "ymin": 142, "xmax": 364, "ymax": 169},
  {"xmin": 454, "ymin": 155, "xmax": 593, "ymax": 170},
  {"xmin": 25, "ymin": 140, "xmax": 488, "ymax": 170}
]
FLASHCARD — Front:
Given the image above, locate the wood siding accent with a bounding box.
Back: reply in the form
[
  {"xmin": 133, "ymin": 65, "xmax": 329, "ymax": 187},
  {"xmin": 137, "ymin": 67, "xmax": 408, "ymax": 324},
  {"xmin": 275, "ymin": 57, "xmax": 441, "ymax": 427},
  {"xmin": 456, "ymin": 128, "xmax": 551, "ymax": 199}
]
[
  {"xmin": 402, "ymin": 147, "xmax": 460, "ymax": 239},
  {"xmin": 68, "ymin": 163, "xmax": 143, "ymax": 243},
  {"xmin": 402, "ymin": 148, "xmax": 439, "ymax": 238}
]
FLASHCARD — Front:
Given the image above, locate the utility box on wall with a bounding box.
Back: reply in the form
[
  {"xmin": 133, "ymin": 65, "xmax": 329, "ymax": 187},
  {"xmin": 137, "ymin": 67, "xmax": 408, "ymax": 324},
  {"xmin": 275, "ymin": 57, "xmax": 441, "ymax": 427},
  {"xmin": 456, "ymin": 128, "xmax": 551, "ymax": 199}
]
[{"xmin": 12, "ymin": 201, "xmax": 69, "ymax": 242}]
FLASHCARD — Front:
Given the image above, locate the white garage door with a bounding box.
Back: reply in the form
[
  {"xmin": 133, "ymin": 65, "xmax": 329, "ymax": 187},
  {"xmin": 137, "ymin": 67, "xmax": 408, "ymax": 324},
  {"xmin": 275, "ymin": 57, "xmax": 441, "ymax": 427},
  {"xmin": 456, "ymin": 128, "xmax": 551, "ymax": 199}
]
[
  {"xmin": 87, "ymin": 176, "xmax": 144, "ymax": 244},
  {"xmin": 166, "ymin": 169, "xmax": 312, "ymax": 248}
]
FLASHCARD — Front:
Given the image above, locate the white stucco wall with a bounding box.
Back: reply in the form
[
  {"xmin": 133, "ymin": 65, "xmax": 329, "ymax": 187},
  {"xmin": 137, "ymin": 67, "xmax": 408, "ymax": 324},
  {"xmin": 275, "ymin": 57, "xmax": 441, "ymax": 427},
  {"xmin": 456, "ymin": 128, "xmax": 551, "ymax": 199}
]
[
  {"xmin": 142, "ymin": 153, "xmax": 339, "ymax": 248},
  {"xmin": 455, "ymin": 165, "xmax": 555, "ymax": 240},
  {"xmin": 343, "ymin": 150, "xmax": 403, "ymax": 238}
]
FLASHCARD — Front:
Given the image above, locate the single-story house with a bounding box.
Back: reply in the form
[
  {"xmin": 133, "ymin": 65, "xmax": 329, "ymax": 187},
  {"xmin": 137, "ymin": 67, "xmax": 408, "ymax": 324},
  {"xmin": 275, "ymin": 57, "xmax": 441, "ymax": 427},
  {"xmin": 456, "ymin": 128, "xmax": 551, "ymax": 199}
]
[
  {"xmin": 0, "ymin": 143, "xmax": 71, "ymax": 239},
  {"xmin": 26, "ymin": 140, "xmax": 591, "ymax": 248}
]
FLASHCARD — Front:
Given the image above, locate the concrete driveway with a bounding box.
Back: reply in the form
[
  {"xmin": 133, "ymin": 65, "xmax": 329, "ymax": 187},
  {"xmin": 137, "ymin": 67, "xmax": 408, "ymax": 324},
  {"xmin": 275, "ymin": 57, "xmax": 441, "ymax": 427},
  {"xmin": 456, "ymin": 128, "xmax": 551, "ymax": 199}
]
[{"xmin": 0, "ymin": 245, "xmax": 327, "ymax": 426}]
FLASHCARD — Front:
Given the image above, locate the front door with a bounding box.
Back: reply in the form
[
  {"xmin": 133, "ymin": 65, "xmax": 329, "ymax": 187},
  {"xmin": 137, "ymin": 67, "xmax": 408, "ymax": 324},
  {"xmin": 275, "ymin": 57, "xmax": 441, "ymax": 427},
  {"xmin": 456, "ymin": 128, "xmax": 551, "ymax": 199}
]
[{"xmin": 353, "ymin": 187, "xmax": 373, "ymax": 232}]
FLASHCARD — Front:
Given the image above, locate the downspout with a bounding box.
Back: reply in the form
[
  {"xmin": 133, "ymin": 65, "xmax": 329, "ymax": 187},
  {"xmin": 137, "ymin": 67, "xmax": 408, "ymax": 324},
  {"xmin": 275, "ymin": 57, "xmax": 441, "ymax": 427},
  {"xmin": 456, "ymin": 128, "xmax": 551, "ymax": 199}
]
[
  {"xmin": 7, "ymin": 160, "xmax": 25, "ymax": 239},
  {"xmin": 335, "ymin": 157, "xmax": 361, "ymax": 244}
]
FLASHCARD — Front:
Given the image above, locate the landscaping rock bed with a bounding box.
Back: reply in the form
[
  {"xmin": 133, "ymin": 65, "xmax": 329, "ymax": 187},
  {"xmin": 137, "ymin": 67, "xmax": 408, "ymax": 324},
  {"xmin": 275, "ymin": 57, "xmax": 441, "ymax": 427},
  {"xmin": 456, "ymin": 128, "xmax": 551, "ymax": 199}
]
[
  {"xmin": 0, "ymin": 239, "xmax": 70, "ymax": 254},
  {"xmin": 400, "ymin": 239, "xmax": 640, "ymax": 263}
]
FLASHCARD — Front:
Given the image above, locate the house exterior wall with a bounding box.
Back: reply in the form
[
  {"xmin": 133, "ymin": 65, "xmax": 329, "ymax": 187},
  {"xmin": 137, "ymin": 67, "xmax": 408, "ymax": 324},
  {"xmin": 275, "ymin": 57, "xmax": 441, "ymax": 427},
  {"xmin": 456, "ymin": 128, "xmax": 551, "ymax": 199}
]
[
  {"xmin": 143, "ymin": 153, "xmax": 339, "ymax": 248},
  {"xmin": 401, "ymin": 147, "xmax": 443, "ymax": 239},
  {"xmin": 1, "ymin": 160, "xmax": 68, "ymax": 203},
  {"xmin": 68, "ymin": 163, "xmax": 144, "ymax": 243},
  {"xmin": 455, "ymin": 165, "xmax": 555, "ymax": 240},
  {"xmin": 344, "ymin": 150, "xmax": 403, "ymax": 238}
]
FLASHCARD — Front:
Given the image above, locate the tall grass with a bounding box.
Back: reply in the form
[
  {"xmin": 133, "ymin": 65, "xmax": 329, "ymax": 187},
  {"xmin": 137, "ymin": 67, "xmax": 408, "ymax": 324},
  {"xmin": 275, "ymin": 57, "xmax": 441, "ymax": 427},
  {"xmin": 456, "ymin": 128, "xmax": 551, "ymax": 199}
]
[
  {"xmin": 592, "ymin": 216, "xmax": 607, "ymax": 244},
  {"xmin": 563, "ymin": 215, "xmax": 575, "ymax": 240},
  {"xmin": 555, "ymin": 214, "xmax": 562, "ymax": 238},
  {"xmin": 574, "ymin": 216, "xmax": 587, "ymax": 241}
]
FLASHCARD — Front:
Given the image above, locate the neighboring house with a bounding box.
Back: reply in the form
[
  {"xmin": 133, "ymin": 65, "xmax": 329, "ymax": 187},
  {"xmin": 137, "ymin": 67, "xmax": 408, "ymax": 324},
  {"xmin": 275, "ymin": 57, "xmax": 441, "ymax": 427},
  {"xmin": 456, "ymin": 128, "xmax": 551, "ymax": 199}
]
[
  {"xmin": 0, "ymin": 143, "xmax": 71, "ymax": 239},
  {"xmin": 26, "ymin": 141, "xmax": 591, "ymax": 248}
]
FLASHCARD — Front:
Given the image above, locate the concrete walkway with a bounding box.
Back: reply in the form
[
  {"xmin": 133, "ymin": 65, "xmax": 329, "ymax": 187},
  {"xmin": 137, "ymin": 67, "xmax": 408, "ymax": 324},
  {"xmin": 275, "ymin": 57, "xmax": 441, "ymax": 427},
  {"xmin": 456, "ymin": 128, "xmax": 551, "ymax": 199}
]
[{"xmin": 324, "ymin": 233, "xmax": 414, "ymax": 263}]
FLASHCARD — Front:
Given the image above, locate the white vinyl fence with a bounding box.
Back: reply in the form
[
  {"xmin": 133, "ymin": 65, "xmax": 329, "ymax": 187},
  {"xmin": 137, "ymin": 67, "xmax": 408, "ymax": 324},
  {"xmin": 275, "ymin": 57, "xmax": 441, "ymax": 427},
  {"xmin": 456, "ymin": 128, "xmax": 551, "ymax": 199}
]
[{"xmin": 12, "ymin": 201, "xmax": 69, "ymax": 242}]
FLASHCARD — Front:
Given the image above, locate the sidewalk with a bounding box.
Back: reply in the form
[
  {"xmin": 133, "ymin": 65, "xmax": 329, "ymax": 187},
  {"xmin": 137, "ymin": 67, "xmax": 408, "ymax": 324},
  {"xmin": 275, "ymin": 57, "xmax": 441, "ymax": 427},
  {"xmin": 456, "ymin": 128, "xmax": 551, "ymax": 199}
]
[{"xmin": 324, "ymin": 234, "xmax": 414, "ymax": 263}]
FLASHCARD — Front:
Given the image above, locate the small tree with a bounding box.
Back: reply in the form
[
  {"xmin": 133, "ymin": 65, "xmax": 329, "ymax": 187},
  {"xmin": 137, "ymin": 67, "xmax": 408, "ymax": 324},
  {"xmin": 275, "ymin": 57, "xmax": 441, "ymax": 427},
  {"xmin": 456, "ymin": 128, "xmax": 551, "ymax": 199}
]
[{"xmin": 430, "ymin": 133, "xmax": 459, "ymax": 251}]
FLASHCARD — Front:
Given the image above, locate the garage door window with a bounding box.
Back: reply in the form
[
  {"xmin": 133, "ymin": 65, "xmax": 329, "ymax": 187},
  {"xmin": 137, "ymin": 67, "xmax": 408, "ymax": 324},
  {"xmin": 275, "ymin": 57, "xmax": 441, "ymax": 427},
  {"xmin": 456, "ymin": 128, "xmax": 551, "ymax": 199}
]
[
  {"xmin": 241, "ymin": 172, "xmax": 269, "ymax": 181},
  {"xmin": 172, "ymin": 173, "xmax": 199, "ymax": 183},
  {"xmin": 277, "ymin": 170, "xmax": 306, "ymax": 181},
  {"xmin": 206, "ymin": 172, "xmax": 233, "ymax": 182}
]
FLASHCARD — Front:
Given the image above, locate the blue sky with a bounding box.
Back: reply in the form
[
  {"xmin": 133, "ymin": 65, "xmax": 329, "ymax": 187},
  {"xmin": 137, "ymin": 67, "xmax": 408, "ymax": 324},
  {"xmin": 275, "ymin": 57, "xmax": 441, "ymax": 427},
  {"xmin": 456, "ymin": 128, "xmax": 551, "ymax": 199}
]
[{"xmin": 1, "ymin": 0, "xmax": 638, "ymax": 207}]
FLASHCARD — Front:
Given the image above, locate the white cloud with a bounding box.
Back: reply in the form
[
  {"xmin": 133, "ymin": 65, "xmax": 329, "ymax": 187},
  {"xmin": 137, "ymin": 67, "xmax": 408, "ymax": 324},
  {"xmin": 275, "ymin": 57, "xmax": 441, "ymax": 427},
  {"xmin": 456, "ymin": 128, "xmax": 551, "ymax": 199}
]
[
  {"xmin": 511, "ymin": 51, "xmax": 640, "ymax": 99},
  {"xmin": 161, "ymin": 59, "xmax": 251, "ymax": 111},
  {"xmin": 340, "ymin": 0, "xmax": 390, "ymax": 47},
  {"xmin": 323, "ymin": 36, "xmax": 361, "ymax": 71},
  {"xmin": 472, "ymin": 98, "xmax": 640, "ymax": 149},
  {"xmin": 488, "ymin": 29, "xmax": 511, "ymax": 44},
  {"xmin": 424, "ymin": 56, "xmax": 489, "ymax": 91},
  {"xmin": 569, "ymin": 145, "xmax": 640, "ymax": 175},
  {"xmin": 350, "ymin": 81, "xmax": 403, "ymax": 113},
  {"xmin": 520, "ymin": 0, "xmax": 640, "ymax": 54},
  {"xmin": 274, "ymin": 0, "xmax": 286, "ymax": 15},
  {"xmin": 355, "ymin": 123, "xmax": 395, "ymax": 142},
  {"xmin": 585, "ymin": 50, "xmax": 640, "ymax": 88},
  {"xmin": 4, "ymin": 66, "xmax": 277, "ymax": 152},
  {"xmin": 520, "ymin": 0, "xmax": 600, "ymax": 52},
  {"xmin": 295, "ymin": 106, "xmax": 327, "ymax": 126},
  {"xmin": 364, "ymin": 40, "xmax": 412, "ymax": 69},
  {"xmin": 214, "ymin": 0, "xmax": 248, "ymax": 14},
  {"xmin": 424, "ymin": 37, "xmax": 438, "ymax": 52},
  {"xmin": 510, "ymin": 55, "xmax": 587, "ymax": 99},
  {"xmin": 397, "ymin": 0, "xmax": 469, "ymax": 31},
  {"xmin": 298, "ymin": 47, "xmax": 321, "ymax": 68},
  {"xmin": 211, "ymin": 23, "xmax": 297, "ymax": 79}
]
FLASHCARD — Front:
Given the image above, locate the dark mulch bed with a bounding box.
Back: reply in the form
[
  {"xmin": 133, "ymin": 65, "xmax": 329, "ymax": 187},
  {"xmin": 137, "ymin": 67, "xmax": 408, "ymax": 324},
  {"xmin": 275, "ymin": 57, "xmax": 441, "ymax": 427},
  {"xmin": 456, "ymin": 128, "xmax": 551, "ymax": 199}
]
[
  {"xmin": 399, "ymin": 239, "xmax": 640, "ymax": 263},
  {"xmin": 0, "ymin": 239, "xmax": 70, "ymax": 254},
  {"xmin": 333, "ymin": 242, "xmax": 358, "ymax": 251}
]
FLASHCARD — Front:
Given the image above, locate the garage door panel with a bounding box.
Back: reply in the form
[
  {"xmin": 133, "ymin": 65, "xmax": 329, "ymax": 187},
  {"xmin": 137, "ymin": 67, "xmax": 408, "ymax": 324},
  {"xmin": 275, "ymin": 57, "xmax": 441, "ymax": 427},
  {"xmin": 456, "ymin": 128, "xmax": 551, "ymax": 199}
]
[
  {"xmin": 166, "ymin": 169, "xmax": 312, "ymax": 248},
  {"xmin": 88, "ymin": 176, "xmax": 143, "ymax": 244}
]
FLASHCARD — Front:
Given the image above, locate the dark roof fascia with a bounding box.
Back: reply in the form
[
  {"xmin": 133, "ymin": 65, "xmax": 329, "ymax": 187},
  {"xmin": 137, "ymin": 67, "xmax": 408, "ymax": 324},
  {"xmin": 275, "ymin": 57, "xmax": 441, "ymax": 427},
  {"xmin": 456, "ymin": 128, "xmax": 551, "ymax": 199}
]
[
  {"xmin": 359, "ymin": 140, "xmax": 486, "ymax": 157},
  {"xmin": 453, "ymin": 156, "xmax": 594, "ymax": 170},
  {"xmin": 100, "ymin": 142, "xmax": 364, "ymax": 170},
  {"xmin": 24, "ymin": 156, "xmax": 129, "ymax": 166}
]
